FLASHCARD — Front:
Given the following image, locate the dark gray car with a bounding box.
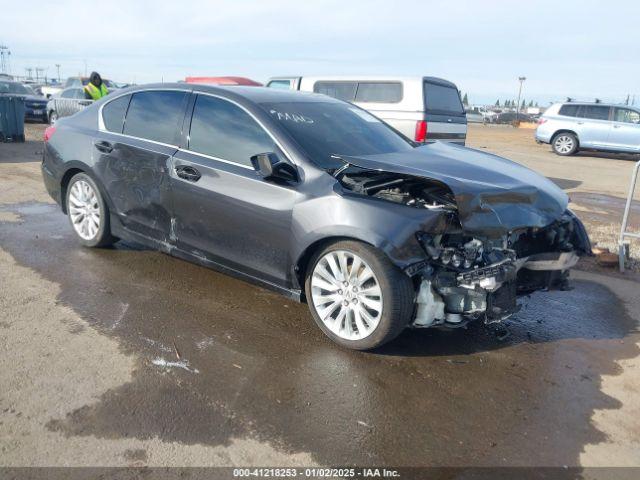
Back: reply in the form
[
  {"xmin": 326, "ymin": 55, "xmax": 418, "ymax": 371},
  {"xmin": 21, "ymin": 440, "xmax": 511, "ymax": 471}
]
[{"xmin": 41, "ymin": 84, "xmax": 591, "ymax": 350}]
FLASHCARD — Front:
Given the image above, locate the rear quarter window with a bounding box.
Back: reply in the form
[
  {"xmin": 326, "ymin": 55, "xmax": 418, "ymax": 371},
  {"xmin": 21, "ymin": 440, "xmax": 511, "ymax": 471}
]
[
  {"xmin": 123, "ymin": 90, "xmax": 189, "ymax": 144},
  {"xmin": 558, "ymin": 104, "xmax": 580, "ymax": 117},
  {"xmin": 102, "ymin": 95, "xmax": 131, "ymax": 133}
]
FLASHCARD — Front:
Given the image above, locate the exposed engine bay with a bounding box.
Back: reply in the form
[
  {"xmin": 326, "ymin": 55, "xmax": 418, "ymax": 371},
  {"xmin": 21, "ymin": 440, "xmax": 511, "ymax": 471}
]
[{"xmin": 337, "ymin": 167, "xmax": 591, "ymax": 329}]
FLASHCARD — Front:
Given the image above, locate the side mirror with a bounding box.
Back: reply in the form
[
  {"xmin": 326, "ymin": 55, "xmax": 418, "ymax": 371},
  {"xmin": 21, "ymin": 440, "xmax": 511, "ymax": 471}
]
[{"xmin": 251, "ymin": 152, "xmax": 298, "ymax": 183}]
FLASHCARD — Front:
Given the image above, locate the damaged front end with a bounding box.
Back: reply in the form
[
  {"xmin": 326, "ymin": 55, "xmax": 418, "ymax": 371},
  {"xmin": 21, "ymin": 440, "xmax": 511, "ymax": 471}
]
[{"xmin": 336, "ymin": 157, "xmax": 591, "ymax": 329}]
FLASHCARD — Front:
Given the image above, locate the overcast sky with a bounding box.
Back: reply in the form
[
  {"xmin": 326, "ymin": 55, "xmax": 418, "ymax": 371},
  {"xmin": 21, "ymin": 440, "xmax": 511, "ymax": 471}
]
[{"xmin": 1, "ymin": 0, "xmax": 638, "ymax": 104}]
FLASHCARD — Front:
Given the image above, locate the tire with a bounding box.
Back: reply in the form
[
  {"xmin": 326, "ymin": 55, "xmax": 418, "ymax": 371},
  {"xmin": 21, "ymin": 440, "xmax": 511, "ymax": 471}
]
[
  {"xmin": 304, "ymin": 240, "xmax": 414, "ymax": 350},
  {"xmin": 552, "ymin": 132, "xmax": 578, "ymax": 156},
  {"xmin": 49, "ymin": 111, "xmax": 58, "ymax": 125},
  {"xmin": 65, "ymin": 173, "xmax": 116, "ymax": 248}
]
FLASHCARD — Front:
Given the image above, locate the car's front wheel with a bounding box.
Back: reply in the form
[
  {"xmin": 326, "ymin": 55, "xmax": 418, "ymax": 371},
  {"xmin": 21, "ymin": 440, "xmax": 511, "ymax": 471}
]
[
  {"xmin": 65, "ymin": 173, "xmax": 116, "ymax": 248},
  {"xmin": 305, "ymin": 240, "xmax": 414, "ymax": 350},
  {"xmin": 49, "ymin": 111, "xmax": 58, "ymax": 125},
  {"xmin": 552, "ymin": 132, "xmax": 578, "ymax": 155}
]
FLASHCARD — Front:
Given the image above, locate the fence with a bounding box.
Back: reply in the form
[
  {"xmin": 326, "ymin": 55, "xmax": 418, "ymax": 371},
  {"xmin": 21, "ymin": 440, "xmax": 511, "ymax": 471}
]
[{"xmin": 619, "ymin": 160, "xmax": 640, "ymax": 272}]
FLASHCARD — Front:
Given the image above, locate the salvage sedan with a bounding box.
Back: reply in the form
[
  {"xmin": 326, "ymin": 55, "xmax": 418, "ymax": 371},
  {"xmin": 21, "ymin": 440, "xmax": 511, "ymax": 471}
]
[{"xmin": 41, "ymin": 84, "xmax": 591, "ymax": 350}]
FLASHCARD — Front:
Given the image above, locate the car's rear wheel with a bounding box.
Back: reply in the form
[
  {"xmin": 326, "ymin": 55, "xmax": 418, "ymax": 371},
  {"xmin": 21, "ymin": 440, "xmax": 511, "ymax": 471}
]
[
  {"xmin": 552, "ymin": 132, "xmax": 578, "ymax": 155},
  {"xmin": 305, "ymin": 240, "xmax": 414, "ymax": 350},
  {"xmin": 49, "ymin": 111, "xmax": 58, "ymax": 125},
  {"xmin": 65, "ymin": 173, "xmax": 116, "ymax": 248}
]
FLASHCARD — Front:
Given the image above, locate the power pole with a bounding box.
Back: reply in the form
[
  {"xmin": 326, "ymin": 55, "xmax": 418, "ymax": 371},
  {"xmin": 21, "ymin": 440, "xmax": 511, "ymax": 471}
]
[
  {"xmin": 0, "ymin": 45, "xmax": 10, "ymax": 74},
  {"xmin": 25, "ymin": 67, "xmax": 33, "ymax": 80},
  {"xmin": 35, "ymin": 67, "xmax": 45, "ymax": 83},
  {"xmin": 516, "ymin": 76, "xmax": 526, "ymax": 123},
  {"xmin": 55, "ymin": 64, "xmax": 61, "ymax": 82}
]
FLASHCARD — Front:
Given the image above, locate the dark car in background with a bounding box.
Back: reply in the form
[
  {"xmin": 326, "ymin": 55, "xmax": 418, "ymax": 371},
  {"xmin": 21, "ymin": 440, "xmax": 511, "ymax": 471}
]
[
  {"xmin": 41, "ymin": 84, "xmax": 590, "ymax": 350},
  {"xmin": 0, "ymin": 80, "xmax": 49, "ymax": 122},
  {"xmin": 493, "ymin": 112, "xmax": 534, "ymax": 124}
]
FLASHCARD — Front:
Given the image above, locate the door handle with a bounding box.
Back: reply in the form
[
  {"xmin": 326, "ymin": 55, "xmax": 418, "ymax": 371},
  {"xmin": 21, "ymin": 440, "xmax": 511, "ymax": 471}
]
[
  {"xmin": 577, "ymin": 122, "xmax": 584, "ymax": 125},
  {"xmin": 94, "ymin": 140, "xmax": 113, "ymax": 153},
  {"xmin": 613, "ymin": 125, "xmax": 621, "ymax": 128},
  {"xmin": 175, "ymin": 165, "xmax": 201, "ymax": 182}
]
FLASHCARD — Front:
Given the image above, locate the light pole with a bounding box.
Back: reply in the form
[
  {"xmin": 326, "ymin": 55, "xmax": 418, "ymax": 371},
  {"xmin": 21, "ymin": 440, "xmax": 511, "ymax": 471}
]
[
  {"xmin": 516, "ymin": 76, "xmax": 526, "ymax": 123},
  {"xmin": 55, "ymin": 64, "xmax": 61, "ymax": 82}
]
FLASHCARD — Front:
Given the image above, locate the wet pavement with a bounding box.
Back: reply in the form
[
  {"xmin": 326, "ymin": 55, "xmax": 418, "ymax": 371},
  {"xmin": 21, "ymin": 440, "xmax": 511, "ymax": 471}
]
[{"xmin": 1, "ymin": 199, "xmax": 639, "ymax": 467}]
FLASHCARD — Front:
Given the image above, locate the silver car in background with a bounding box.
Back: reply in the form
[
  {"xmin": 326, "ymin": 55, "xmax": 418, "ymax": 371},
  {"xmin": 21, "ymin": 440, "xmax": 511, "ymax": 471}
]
[
  {"xmin": 536, "ymin": 101, "xmax": 640, "ymax": 155},
  {"xmin": 46, "ymin": 87, "xmax": 93, "ymax": 124},
  {"xmin": 266, "ymin": 76, "xmax": 468, "ymax": 144}
]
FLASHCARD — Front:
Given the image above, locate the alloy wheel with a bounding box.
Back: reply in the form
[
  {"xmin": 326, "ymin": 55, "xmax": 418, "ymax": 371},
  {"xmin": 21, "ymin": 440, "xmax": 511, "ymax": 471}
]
[
  {"xmin": 554, "ymin": 135, "xmax": 574, "ymax": 154},
  {"xmin": 310, "ymin": 250, "xmax": 383, "ymax": 340},
  {"xmin": 68, "ymin": 180, "xmax": 101, "ymax": 240}
]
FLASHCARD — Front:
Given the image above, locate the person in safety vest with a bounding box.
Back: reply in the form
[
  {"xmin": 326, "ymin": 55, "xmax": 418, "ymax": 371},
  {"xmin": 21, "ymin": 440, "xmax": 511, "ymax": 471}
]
[{"xmin": 84, "ymin": 71, "xmax": 108, "ymax": 100}]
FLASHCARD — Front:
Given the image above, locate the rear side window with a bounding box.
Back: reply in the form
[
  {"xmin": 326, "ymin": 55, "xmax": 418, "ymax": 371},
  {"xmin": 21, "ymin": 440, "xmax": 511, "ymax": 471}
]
[
  {"xmin": 102, "ymin": 95, "xmax": 131, "ymax": 133},
  {"xmin": 559, "ymin": 104, "xmax": 580, "ymax": 117},
  {"xmin": 188, "ymin": 95, "xmax": 275, "ymax": 167},
  {"xmin": 314, "ymin": 82, "xmax": 358, "ymax": 102},
  {"xmin": 354, "ymin": 82, "xmax": 402, "ymax": 103},
  {"xmin": 423, "ymin": 81, "xmax": 464, "ymax": 115},
  {"xmin": 580, "ymin": 105, "xmax": 610, "ymax": 121},
  {"xmin": 124, "ymin": 90, "xmax": 188, "ymax": 144}
]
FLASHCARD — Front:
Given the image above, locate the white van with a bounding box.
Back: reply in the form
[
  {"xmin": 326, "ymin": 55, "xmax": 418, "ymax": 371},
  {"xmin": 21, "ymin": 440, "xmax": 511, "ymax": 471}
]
[{"xmin": 266, "ymin": 76, "xmax": 467, "ymax": 144}]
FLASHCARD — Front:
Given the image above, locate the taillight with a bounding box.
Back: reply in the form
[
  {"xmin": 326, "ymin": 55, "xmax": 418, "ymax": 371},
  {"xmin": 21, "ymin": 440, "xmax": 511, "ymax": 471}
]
[
  {"xmin": 537, "ymin": 118, "xmax": 547, "ymax": 125},
  {"xmin": 44, "ymin": 126, "xmax": 56, "ymax": 142},
  {"xmin": 415, "ymin": 120, "xmax": 427, "ymax": 142}
]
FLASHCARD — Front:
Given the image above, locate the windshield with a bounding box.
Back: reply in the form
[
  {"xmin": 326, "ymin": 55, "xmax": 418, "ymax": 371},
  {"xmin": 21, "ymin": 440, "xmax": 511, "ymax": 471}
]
[
  {"xmin": 262, "ymin": 101, "xmax": 413, "ymax": 170},
  {"xmin": 0, "ymin": 81, "xmax": 30, "ymax": 95}
]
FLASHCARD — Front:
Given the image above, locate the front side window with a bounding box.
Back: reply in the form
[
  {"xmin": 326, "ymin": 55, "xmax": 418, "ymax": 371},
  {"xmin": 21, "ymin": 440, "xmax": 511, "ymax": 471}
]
[
  {"xmin": 580, "ymin": 105, "xmax": 610, "ymax": 121},
  {"xmin": 354, "ymin": 82, "xmax": 403, "ymax": 103},
  {"xmin": 124, "ymin": 90, "xmax": 188, "ymax": 144},
  {"xmin": 262, "ymin": 101, "xmax": 413, "ymax": 170},
  {"xmin": 188, "ymin": 95, "xmax": 276, "ymax": 167},
  {"xmin": 313, "ymin": 82, "xmax": 358, "ymax": 102},
  {"xmin": 423, "ymin": 81, "xmax": 464, "ymax": 115},
  {"xmin": 614, "ymin": 108, "xmax": 640, "ymax": 124},
  {"xmin": 267, "ymin": 80, "xmax": 292, "ymax": 90},
  {"xmin": 102, "ymin": 95, "xmax": 131, "ymax": 133}
]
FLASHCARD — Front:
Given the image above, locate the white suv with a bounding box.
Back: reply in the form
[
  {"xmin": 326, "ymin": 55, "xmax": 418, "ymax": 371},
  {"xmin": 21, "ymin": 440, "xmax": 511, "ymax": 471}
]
[
  {"xmin": 266, "ymin": 76, "xmax": 468, "ymax": 145},
  {"xmin": 536, "ymin": 102, "xmax": 640, "ymax": 156}
]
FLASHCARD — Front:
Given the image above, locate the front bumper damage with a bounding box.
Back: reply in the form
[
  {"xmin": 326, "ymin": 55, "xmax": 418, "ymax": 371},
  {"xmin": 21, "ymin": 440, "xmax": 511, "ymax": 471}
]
[
  {"xmin": 333, "ymin": 142, "xmax": 592, "ymax": 330},
  {"xmin": 411, "ymin": 213, "xmax": 589, "ymax": 329},
  {"xmin": 413, "ymin": 250, "xmax": 579, "ymax": 328}
]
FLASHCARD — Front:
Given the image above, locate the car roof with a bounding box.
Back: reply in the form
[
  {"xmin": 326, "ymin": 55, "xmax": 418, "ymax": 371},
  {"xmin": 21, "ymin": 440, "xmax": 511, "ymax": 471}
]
[
  {"xmin": 120, "ymin": 83, "xmax": 342, "ymax": 104},
  {"xmin": 272, "ymin": 75, "xmax": 457, "ymax": 87},
  {"xmin": 557, "ymin": 101, "xmax": 636, "ymax": 109}
]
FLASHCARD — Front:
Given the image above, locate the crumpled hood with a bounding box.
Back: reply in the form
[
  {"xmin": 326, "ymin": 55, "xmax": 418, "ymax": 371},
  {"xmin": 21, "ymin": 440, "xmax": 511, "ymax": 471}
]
[{"xmin": 341, "ymin": 141, "xmax": 569, "ymax": 237}]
